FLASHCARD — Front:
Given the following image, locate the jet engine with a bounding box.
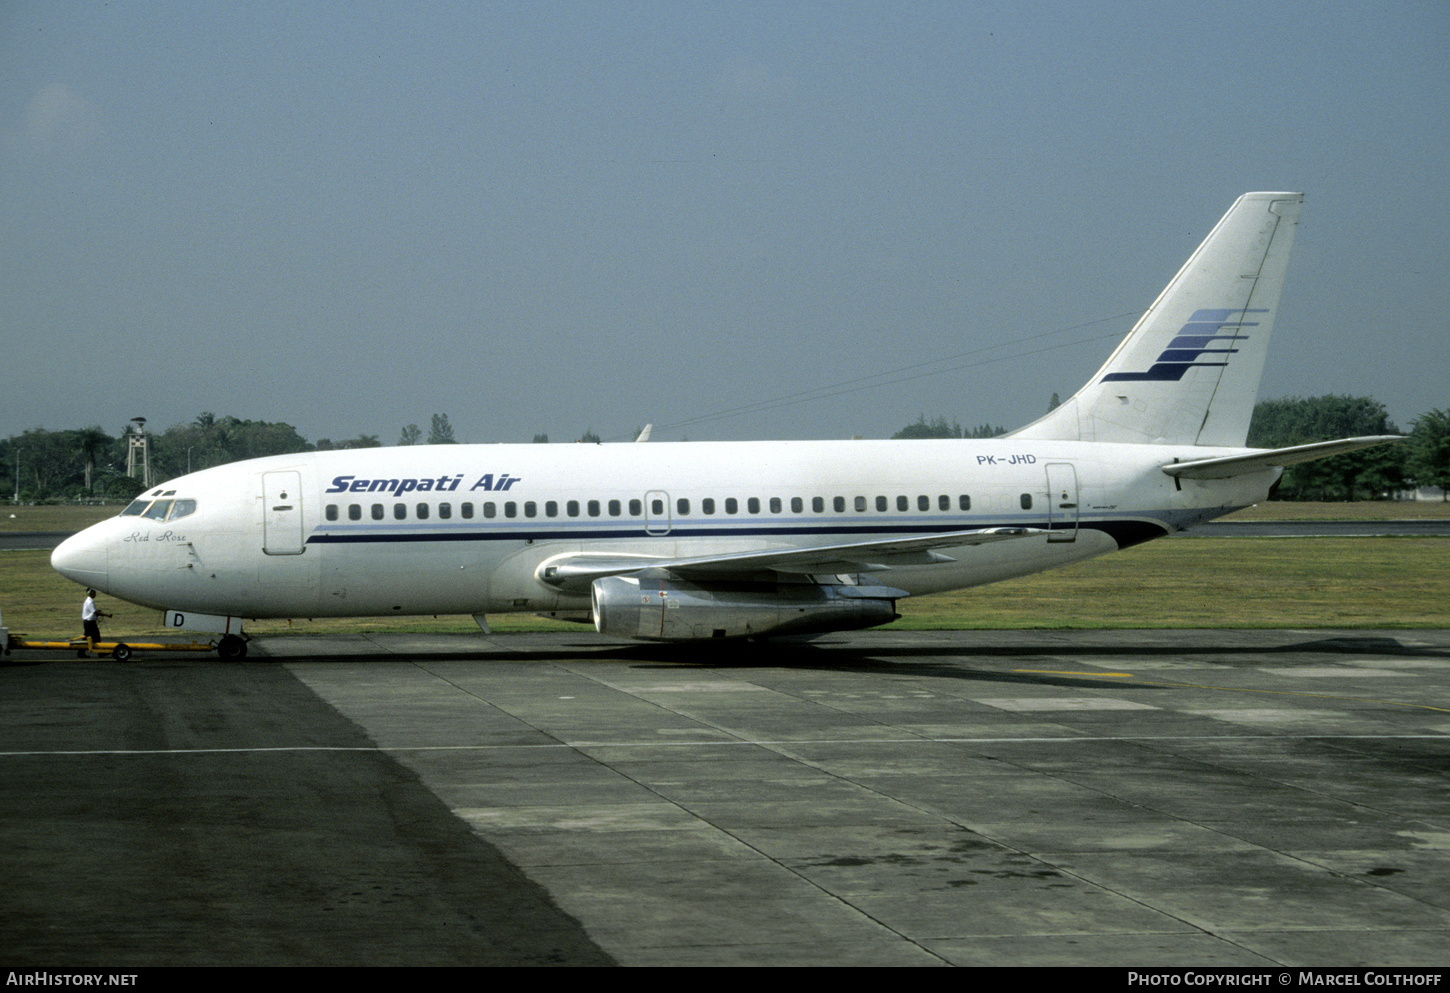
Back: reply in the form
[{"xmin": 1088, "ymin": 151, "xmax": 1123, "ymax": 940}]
[{"xmin": 590, "ymin": 574, "xmax": 902, "ymax": 641}]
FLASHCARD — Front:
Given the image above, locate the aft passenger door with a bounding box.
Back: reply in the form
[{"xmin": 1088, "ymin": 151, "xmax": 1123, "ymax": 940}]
[
  {"xmin": 263, "ymin": 470, "xmax": 306, "ymax": 555},
  {"xmin": 1045, "ymin": 463, "xmax": 1079, "ymax": 543}
]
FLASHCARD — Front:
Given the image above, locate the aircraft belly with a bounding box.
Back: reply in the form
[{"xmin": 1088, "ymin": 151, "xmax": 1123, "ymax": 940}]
[
  {"xmin": 310, "ymin": 542, "xmax": 495, "ymax": 617},
  {"xmin": 887, "ymin": 527, "xmax": 1118, "ymax": 596}
]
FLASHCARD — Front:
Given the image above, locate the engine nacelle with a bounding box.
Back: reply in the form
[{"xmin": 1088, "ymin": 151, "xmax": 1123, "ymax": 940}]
[{"xmin": 591, "ymin": 574, "xmax": 901, "ymax": 641}]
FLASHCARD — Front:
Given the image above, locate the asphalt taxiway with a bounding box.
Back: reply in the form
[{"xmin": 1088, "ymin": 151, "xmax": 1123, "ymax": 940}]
[{"xmin": 3, "ymin": 629, "xmax": 1449, "ymax": 966}]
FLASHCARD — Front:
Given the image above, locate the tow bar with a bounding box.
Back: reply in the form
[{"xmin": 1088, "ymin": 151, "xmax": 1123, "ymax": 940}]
[{"xmin": 1, "ymin": 611, "xmax": 247, "ymax": 660}]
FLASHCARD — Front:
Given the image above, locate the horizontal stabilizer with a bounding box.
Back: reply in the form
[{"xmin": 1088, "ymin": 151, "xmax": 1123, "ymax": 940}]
[
  {"xmin": 1162, "ymin": 436, "xmax": 1405, "ymax": 479},
  {"xmin": 537, "ymin": 527, "xmax": 1045, "ymax": 591}
]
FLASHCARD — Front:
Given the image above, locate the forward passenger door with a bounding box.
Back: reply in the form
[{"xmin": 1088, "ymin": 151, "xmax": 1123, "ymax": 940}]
[{"xmin": 262, "ymin": 470, "xmax": 306, "ymax": 555}]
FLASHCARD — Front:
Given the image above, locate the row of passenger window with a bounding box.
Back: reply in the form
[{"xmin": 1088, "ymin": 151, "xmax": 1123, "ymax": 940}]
[
  {"xmin": 326, "ymin": 499, "xmax": 635, "ymax": 522},
  {"xmin": 324, "ymin": 492, "xmax": 1034, "ymax": 523}
]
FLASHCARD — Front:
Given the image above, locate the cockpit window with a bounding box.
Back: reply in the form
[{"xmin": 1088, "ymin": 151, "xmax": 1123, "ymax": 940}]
[
  {"xmin": 142, "ymin": 500, "xmax": 173, "ymax": 521},
  {"xmin": 122, "ymin": 497, "xmax": 198, "ymax": 521}
]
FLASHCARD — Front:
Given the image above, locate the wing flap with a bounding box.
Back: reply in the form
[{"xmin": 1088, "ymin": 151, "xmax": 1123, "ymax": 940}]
[{"xmin": 536, "ymin": 527, "xmax": 1045, "ymax": 592}]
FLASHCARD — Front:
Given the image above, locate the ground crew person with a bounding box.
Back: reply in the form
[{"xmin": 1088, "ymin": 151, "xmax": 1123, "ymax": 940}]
[{"xmin": 80, "ymin": 589, "xmax": 111, "ymax": 658}]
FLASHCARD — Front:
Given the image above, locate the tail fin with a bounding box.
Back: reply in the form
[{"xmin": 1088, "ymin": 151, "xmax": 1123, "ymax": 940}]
[{"xmin": 1010, "ymin": 192, "xmax": 1303, "ymax": 447}]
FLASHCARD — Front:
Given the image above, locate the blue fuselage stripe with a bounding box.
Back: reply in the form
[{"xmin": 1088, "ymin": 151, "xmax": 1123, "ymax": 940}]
[{"xmin": 305, "ymin": 518, "xmax": 1167, "ymax": 546}]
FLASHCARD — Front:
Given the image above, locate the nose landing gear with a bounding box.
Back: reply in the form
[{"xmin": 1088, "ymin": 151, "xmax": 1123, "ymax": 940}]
[{"xmin": 217, "ymin": 634, "xmax": 248, "ymax": 659}]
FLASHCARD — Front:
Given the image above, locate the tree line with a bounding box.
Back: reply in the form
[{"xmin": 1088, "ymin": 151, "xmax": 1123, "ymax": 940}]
[
  {"xmin": 891, "ymin": 415, "xmax": 1007, "ymax": 440},
  {"xmin": 4, "ymin": 398, "xmax": 1446, "ymax": 503},
  {"xmin": 1, "ymin": 412, "xmax": 607, "ymax": 502},
  {"xmin": 1247, "ymin": 396, "xmax": 1446, "ymax": 501},
  {"xmin": 2, "ymin": 414, "xmax": 317, "ymax": 502}
]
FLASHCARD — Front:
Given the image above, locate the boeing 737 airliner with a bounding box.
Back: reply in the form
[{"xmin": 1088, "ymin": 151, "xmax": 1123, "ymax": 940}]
[{"xmin": 52, "ymin": 193, "xmax": 1401, "ymax": 655}]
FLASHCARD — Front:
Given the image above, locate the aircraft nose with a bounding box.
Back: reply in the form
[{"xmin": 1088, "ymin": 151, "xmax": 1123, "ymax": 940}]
[{"xmin": 51, "ymin": 528, "xmax": 109, "ymax": 588}]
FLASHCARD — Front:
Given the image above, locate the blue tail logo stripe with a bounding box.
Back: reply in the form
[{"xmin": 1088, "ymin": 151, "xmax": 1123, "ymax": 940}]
[{"xmin": 1101, "ymin": 308, "xmax": 1267, "ymax": 383}]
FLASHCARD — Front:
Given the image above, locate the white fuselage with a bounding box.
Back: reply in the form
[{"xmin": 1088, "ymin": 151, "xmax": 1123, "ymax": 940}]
[
  {"xmin": 52, "ymin": 437, "xmax": 1276, "ymax": 622},
  {"xmin": 49, "ymin": 192, "xmax": 1332, "ymax": 642}
]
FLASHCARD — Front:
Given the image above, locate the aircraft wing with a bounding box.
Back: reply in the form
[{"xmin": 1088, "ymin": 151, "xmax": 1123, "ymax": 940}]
[
  {"xmin": 537, "ymin": 527, "xmax": 1045, "ymax": 593},
  {"xmin": 1161, "ymin": 435, "xmax": 1405, "ymax": 480}
]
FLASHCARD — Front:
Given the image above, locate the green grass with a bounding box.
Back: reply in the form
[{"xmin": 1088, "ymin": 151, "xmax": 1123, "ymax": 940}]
[
  {"xmin": 6, "ymin": 537, "xmax": 1446, "ymax": 640},
  {"xmin": 891, "ymin": 537, "xmax": 1449, "ymax": 630},
  {"xmin": 1223, "ymin": 500, "xmax": 1448, "ymax": 521},
  {"xmin": 0, "ymin": 505, "xmax": 122, "ymax": 532}
]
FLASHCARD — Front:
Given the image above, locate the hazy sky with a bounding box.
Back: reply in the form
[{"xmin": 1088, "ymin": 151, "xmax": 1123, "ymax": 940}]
[{"xmin": 3, "ymin": 1, "xmax": 1446, "ymax": 445}]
